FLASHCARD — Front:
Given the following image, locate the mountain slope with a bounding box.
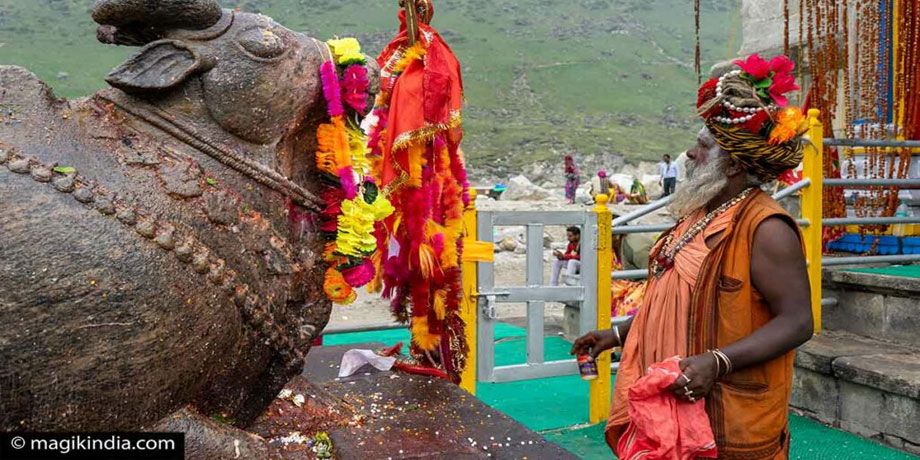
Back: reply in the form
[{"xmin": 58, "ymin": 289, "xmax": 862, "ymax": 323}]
[{"xmin": 0, "ymin": 0, "xmax": 740, "ymax": 178}]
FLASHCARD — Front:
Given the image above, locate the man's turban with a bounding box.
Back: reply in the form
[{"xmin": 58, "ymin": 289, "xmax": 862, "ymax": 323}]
[{"xmin": 696, "ymin": 54, "xmax": 808, "ymax": 182}]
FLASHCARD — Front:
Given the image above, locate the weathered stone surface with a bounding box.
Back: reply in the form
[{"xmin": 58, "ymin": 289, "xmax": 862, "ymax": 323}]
[
  {"xmin": 9, "ymin": 158, "xmax": 30, "ymax": 173},
  {"xmin": 503, "ymin": 175, "xmax": 551, "ymax": 201},
  {"xmin": 151, "ymin": 407, "xmax": 270, "ymax": 460},
  {"xmin": 883, "ymin": 296, "xmax": 920, "ymax": 347},
  {"xmin": 831, "ymin": 270, "xmax": 920, "ymax": 295},
  {"xmin": 30, "ymin": 166, "xmax": 52, "ymax": 182},
  {"xmin": 52, "ymin": 176, "xmax": 75, "ymax": 193},
  {"xmin": 543, "ymin": 232, "xmax": 554, "ymax": 249},
  {"xmin": 95, "ymin": 197, "xmax": 116, "ymax": 215},
  {"xmin": 794, "ymin": 329, "xmax": 920, "ymax": 454},
  {"xmin": 159, "ymin": 160, "xmax": 202, "ymax": 198},
  {"xmin": 838, "ymin": 379, "xmax": 920, "ymax": 446},
  {"xmin": 822, "ymin": 290, "xmax": 886, "ymax": 339},
  {"xmin": 72, "ymin": 187, "xmax": 94, "ymax": 203},
  {"xmin": 304, "ymin": 344, "xmax": 578, "ymax": 460},
  {"xmin": 740, "ymin": 0, "xmax": 802, "ymax": 55},
  {"xmin": 1, "ymin": 0, "xmax": 378, "ymax": 436},
  {"xmin": 833, "ymin": 353, "xmax": 920, "ymax": 400},
  {"xmin": 204, "ymin": 190, "xmax": 238, "ymax": 226},
  {"xmin": 790, "ymin": 367, "xmax": 838, "ymax": 425},
  {"xmin": 796, "ymin": 330, "xmax": 916, "ymax": 375},
  {"xmin": 498, "ymin": 236, "xmax": 519, "ymax": 252}
]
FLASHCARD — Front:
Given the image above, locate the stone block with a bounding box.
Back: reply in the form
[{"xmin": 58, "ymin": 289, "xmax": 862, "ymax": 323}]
[
  {"xmin": 838, "ymin": 380, "xmax": 920, "ymax": 445},
  {"xmin": 833, "ymin": 353, "xmax": 920, "ymax": 400},
  {"xmin": 795, "ymin": 330, "xmax": 915, "ymax": 375},
  {"xmin": 824, "ymin": 290, "xmax": 885, "ymax": 338},
  {"xmin": 562, "ymin": 303, "xmax": 580, "ymax": 343},
  {"xmin": 790, "ymin": 367, "xmax": 839, "ymax": 425},
  {"xmin": 837, "ymin": 380, "xmax": 886, "ymax": 440},
  {"xmin": 883, "ymin": 296, "xmax": 920, "ymax": 347},
  {"xmin": 831, "ymin": 270, "xmax": 920, "ymax": 295}
]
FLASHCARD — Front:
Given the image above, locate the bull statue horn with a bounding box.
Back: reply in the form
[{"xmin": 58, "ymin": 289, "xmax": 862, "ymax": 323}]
[{"xmin": 92, "ymin": 0, "xmax": 222, "ymax": 45}]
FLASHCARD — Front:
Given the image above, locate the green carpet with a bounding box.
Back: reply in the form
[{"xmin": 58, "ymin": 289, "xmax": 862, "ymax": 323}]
[
  {"xmin": 543, "ymin": 424, "xmax": 609, "ymax": 459},
  {"xmin": 323, "ymin": 324, "xmax": 918, "ymax": 459},
  {"xmin": 543, "ymin": 416, "xmax": 920, "ymax": 460},
  {"xmin": 846, "ymin": 264, "xmax": 920, "ymax": 278}
]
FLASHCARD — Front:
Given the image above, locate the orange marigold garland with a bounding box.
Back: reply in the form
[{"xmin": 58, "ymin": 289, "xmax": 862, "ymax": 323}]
[
  {"xmin": 317, "ymin": 38, "xmax": 394, "ymax": 306},
  {"xmin": 366, "ymin": 0, "xmax": 470, "ymax": 383}
]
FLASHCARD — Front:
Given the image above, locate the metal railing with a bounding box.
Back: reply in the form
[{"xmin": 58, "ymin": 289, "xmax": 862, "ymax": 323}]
[{"xmin": 610, "ymin": 110, "xmax": 920, "ymax": 333}]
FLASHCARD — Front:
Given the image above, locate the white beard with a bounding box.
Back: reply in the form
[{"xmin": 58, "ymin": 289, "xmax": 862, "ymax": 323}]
[{"xmin": 667, "ymin": 155, "xmax": 730, "ymax": 219}]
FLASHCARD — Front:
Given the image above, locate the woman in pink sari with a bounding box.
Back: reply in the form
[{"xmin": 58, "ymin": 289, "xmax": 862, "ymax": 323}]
[{"xmin": 564, "ymin": 155, "xmax": 580, "ymax": 204}]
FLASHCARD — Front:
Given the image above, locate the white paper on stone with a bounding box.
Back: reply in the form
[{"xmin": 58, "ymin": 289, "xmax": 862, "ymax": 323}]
[{"xmin": 337, "ymin": 349, "xmax": 397, "ymax": 378}]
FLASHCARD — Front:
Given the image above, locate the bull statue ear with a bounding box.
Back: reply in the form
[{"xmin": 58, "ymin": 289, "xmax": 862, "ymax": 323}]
[{"xmin": 106, "ymin": 39, "xmax": 211, "ymax": 93}]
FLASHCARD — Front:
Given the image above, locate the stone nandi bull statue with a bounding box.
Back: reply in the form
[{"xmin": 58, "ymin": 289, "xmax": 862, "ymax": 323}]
[{"xmin": 0, "ymin": 0, "xmax": 377, "ymax": 440}]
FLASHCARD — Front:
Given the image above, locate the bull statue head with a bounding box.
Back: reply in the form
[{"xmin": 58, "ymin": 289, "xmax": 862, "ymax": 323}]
[{"xmin": 92, "ymin": 0, "xmax": 377, "ymax": 145}]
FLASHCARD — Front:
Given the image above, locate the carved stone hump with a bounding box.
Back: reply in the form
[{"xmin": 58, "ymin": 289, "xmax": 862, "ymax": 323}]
[{"xmin": 92, "ymin": 0, "xmax": 222, "ymax": 32}]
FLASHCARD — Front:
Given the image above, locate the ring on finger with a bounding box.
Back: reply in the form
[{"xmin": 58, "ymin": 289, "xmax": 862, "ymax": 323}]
[
  {"xmin": 679, "ymin": 374, "xmax": 692, "ymax": 385},
  {"xmin": 682, "ymin": 386, "xmax": 693, "ymax": 396}
]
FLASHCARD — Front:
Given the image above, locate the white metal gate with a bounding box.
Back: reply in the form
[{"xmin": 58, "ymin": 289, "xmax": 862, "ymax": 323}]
[{"xmin": 475, "ymin": 211, "xmax": 598, "ymax": 382}]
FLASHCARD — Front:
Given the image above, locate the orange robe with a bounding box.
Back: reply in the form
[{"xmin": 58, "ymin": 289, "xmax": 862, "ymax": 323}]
[
  {"xmin": 607, "ymin": 190, "xmax": 802, "ymax": 459},
  {"xmin": 607, "ymin": 206, "xmax": 738, "ymax": 449}
]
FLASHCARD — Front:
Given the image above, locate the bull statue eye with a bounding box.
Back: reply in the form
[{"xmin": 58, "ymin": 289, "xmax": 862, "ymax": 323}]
[{"xmin": 236, "ymin": 27, "xmax": 287, "ymax": 60}]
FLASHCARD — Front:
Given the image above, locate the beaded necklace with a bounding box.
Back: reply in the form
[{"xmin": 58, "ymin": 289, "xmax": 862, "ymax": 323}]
[{"xmin": 650, "ymin": 187, "xmax": 755, "ymax": 279}]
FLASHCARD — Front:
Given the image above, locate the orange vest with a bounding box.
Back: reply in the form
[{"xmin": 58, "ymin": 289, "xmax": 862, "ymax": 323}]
[{"xmin": 651, "ymin": 190, "xmax": 803, "ymax": 459}]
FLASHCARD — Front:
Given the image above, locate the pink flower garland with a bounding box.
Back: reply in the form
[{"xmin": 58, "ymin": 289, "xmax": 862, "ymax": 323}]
[
  {"xmin": 320, "ymin": 60, "xmax": 344, "ymax": 118},
  {"xmin": 342, "ymin": 64, "xmax": 369, "ymax": 113}
]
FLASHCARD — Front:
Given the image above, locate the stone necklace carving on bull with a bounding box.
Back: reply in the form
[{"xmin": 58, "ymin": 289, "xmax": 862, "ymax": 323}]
[{"xmin": 0, "ymin": 0, "xmax": 469, "ymax": 442}]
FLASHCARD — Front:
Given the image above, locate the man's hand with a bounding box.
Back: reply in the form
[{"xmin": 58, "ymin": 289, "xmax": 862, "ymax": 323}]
[
  {"xmin": 667, "ymin": 353, "xmax": 719, "ymax": 402},
  {"xmin": 553, "ymin": 249, "xmax": 564, "ymax": 260},
  {"xmin": 569, "ymin": 329, "xmax": 618, "ymax": 360}
]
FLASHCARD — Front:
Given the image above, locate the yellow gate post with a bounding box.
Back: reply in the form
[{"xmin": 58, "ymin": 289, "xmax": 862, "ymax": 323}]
[
  {"xmin": 801, "ymin": 109, "xmax": 824, "ymax": 333},
  {"xmin": 589, "ymin": 194, "xmax": 613, "ymax": 424},
  {"xmin": 459, "ymin": 189, "xmax": 480, "ymax": 394}
]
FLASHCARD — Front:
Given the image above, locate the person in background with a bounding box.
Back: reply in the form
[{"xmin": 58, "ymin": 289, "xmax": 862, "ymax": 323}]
[
  {"xmin": 589, "ymin": 170, "xmax": 612, "ymax": 202},
  {"xmin": 627, "ymin": 178, "xmax": 649, "ymax": 204},
  {"xmin": 551, "ymin": 226, "xmax": 581, "ymax": 285},
  {"xmin": 610, "ymin": 181, "xmax": 628, "ymax": 203},
  {"xmin": 659, "ymin": 153, "xmax": 679, "ymax": 197},
  {"xmin": 564, "ymin": 155, "xmax": 580, "ymax": 204},
  {"xmin": 610, "ymin": 227, "xmax": 647, "ymax": 318}
]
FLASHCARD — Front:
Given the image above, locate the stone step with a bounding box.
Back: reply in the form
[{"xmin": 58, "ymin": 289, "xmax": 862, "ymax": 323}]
[
  {"xmin": 822, "ymin": 268, "xmax": 920, "ymax": 348},
  {"xmin": 792, "ymin": 329, "xmax": 920, "ymax": 455}
]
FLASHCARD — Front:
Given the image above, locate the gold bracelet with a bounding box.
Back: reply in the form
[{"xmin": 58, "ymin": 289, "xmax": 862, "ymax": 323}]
[{"xmin": 613, "ymin": 325, "xmax": 622, "ymax": 347}]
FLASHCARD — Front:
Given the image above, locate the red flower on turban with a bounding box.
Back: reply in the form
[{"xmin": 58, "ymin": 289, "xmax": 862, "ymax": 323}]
[
  {"xmin": 734, "ymin": 53, "xmax": 772, "ymax": 80},
  {"xmin": 768, "ymin": 72, "xmax": 800, "ymax": 107}
]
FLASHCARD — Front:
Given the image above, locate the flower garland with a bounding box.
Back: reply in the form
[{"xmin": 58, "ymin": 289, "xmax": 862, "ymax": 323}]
[
  {"xmin": 364, "ymin": 12, "xmax": 470, "ymax": 383},
  {"xmin": 318, "ymin": 38, "xmax": 394, "ymax": 305}
]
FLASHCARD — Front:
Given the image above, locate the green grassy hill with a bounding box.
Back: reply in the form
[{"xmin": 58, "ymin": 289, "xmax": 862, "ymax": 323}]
[{"xmin": 0, "ymin": 0, "xmax": 740, "ymax": 176}]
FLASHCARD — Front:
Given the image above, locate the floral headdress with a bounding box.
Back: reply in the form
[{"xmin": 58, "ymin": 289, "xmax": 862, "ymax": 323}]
[{"xmin": 696, "ymin": 53, "xmax": 809, "ymax": 181}]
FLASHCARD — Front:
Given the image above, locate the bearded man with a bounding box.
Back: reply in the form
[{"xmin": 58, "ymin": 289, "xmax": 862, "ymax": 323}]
[{"xmin": 572, "ymin": 54, "xmax": 814, "ymax": 459}]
